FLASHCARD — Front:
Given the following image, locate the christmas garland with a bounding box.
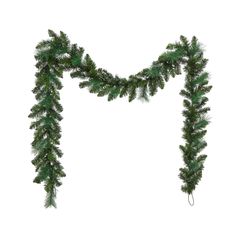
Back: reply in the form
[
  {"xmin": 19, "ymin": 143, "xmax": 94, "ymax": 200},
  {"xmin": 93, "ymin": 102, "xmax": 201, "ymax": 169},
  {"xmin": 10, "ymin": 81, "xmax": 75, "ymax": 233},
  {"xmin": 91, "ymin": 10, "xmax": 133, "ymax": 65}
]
[{"xmin": 29, "ymin": 30, "xmax": 212, "ymax": 208}]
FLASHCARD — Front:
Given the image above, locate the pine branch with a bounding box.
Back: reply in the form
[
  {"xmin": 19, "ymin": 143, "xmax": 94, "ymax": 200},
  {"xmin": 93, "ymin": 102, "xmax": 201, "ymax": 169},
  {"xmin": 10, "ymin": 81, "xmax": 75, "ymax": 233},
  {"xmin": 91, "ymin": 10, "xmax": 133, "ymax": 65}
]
[
  {"xmin": 179, "ymin": 36, "xmax": 212, "ymax": 196},
  {"xmin": 29, "ymin": 30, "xmax": 68, "ymax": 208}
]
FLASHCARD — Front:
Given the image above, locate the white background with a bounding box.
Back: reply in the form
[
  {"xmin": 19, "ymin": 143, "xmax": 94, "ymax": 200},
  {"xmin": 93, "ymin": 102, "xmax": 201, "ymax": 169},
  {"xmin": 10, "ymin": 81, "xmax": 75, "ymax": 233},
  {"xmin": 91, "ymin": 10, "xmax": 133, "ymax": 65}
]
[{"xmin": 0, "ymin": 0, "xmax": 235, "ymax": 235}]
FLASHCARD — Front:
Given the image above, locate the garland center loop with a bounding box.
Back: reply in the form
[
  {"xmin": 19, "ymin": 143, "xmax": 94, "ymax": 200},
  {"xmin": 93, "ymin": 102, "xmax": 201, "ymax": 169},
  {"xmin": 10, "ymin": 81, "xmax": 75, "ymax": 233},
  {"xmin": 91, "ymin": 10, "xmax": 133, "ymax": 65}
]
[{"xmin": 29, "ymin": 30, "xmax": 212, "ymax": 208}]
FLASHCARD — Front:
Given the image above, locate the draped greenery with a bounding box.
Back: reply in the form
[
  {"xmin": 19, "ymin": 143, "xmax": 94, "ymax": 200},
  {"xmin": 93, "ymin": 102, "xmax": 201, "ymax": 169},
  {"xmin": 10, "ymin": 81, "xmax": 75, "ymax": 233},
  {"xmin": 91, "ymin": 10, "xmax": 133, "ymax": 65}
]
[{"xmin": 29, "ymin": 30, "xmax": 212, "ymax": 208}]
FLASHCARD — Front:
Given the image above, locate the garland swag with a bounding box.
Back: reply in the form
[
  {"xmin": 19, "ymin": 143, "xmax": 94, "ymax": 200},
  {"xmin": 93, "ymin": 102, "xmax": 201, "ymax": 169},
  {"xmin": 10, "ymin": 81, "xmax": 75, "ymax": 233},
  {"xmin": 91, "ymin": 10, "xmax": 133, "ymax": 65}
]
[{"xmin": 29, "ymin": 30, "xmax": 212, "ymax": 208}]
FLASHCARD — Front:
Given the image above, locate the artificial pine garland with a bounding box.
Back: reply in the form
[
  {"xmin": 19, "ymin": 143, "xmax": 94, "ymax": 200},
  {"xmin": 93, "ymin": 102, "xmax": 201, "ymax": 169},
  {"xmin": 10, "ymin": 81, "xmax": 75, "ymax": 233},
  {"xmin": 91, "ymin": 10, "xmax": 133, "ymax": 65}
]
[{"xmin": 29, "ymin": 30, "xmax": 212, "ymax": 208}]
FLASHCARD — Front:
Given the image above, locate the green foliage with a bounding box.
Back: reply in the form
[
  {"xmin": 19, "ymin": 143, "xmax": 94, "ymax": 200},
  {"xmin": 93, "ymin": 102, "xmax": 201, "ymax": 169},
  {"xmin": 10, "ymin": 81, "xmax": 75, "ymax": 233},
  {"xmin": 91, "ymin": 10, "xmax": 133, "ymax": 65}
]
[
  {"xmin": 178, "ymin": 37, "xmax": 212, "ymax": 196},
  {"xmin": 29, "ymin": 30, "xmax": 67, "ymax": 208},
  {"xmin": 30, "ymin": 30, "xmax": 211, "ymax": 207}
]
